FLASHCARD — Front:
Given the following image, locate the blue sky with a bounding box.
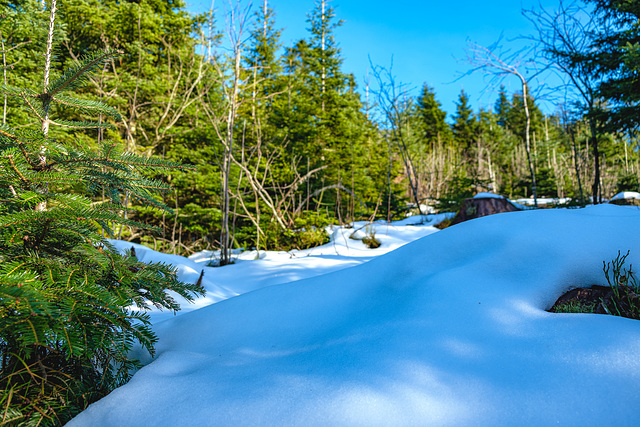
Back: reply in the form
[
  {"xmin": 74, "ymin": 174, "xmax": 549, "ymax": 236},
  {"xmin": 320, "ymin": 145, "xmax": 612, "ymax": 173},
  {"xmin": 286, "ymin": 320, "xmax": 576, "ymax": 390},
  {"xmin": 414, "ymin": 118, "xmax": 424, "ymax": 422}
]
[{"xmin": 189, "ymin": 0, "xmax": 561, "ymax": 118}]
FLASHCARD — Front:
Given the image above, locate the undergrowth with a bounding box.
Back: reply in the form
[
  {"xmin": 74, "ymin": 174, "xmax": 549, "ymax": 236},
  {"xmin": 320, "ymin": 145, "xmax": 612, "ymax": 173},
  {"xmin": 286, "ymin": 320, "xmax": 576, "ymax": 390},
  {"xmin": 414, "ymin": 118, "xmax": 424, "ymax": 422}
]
[
  {"xmin": 553, "ymin": 299, "xmax": 597, "ymax": 314},
  {"xmin": 601, "ymin": 250, "xmax": 640, "ymax": 319},
  {"xmin": 361, "ymin": 229, "xmax": 381, "ymax": 249},
  {"xmin": 349, "ymin": 225, "xmax": 381, "ymax": 249},
  {"xmin": 552, "ymin": 250, "xmax": 640, "ymax": 320}
]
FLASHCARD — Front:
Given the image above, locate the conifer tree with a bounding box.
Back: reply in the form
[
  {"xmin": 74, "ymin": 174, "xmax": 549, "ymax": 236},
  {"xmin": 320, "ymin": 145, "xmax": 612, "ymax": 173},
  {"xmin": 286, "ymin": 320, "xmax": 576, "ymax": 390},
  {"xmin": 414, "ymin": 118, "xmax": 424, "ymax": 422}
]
[
  {"xmin": 278, "ymin": 0, "xmax": 373, "ymax": 223},
  {"xmin": 0, "ymin": 0, "xmax": 52, "ymax": 127},
  {"xmin": 306, "ymin": 0, "xmax": 344, "ymax": 115},
  {"xmin": 416, "ymin": 83, "xmax": 449, "ymax": 145},
  {"xmin": 494, "ymin": 85, "xmax": 511, "ymax": 128},
  {"xmin": 247, "ymin": 0, "xmax": 283, "ymax": 97},
  {"xmin": 0, "ymin": 1, "xmax": 204, "ymax": 423},
  {"xmin": 587, "ymin": 0, "xmax": 640, "ymax": 132},
  {"xmin": 452, "ymin": 89, "xmax": 477, "ymax": 150}
]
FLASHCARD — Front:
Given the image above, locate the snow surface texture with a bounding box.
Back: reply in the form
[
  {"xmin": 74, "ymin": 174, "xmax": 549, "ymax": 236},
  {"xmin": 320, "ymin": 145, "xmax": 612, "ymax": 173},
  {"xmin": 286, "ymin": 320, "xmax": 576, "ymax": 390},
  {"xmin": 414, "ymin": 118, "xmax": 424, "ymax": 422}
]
[
  {"xmin": 472, "ymin": 191, "xmax": 504, "ymax": 199},
  {"xmin": 110, "ymin": 214, "xmax": 447, "ymax": 324},
  {"xmin": 612, "ymin": 191, "xmax": 640, "ymax": 200},
  {"xmin": 71, "ymin": 205, "xmax": 640, "ymax": 426}
]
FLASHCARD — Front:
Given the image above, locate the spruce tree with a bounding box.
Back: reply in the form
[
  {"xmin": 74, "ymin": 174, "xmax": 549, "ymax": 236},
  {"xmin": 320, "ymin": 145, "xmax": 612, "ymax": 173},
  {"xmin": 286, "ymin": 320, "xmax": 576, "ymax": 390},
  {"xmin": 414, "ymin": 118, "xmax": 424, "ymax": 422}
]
[
  {"xmin": 306, "ymin": 0, "xmax": 344, "ymax": 115},
  {"xmin": 416, "ymin": 83, "xmax": 449, "ymax": 146},
  {"xmin": 452, "ymin": 89, "xmax": 477, "ymax": 150},
  {"xmin": 0, "ymin": 1, "xmax": 204, "ymax": 424},
  {"xmin": 277, "ymin": 0, "xmax": 373, "ymax": 224},
  {"xmin": 494, "ymin": 85, "xmax": 511, "ymax": 128},
  {"xmin": 0, "ymin": 0, "xmax": 53, "ymax": 127},
  {"xmin": 246, "ymin": 0, "xmax": 283, "ymax": 96},
  {"xmin": 588, "ymin": 0, "xmax": 640, "ymax": 132},
  {"xmin": 506, "ymin": 92, "xmax": 544, "ymax": 143}
]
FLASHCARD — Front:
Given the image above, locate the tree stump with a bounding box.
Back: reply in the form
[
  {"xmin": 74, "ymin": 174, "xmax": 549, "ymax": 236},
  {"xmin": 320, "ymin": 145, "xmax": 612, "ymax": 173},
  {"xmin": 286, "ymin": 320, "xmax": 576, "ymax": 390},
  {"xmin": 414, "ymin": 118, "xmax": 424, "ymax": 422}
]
[{"xmin": 450, "ymin": 196, "xmax": 520, "ymax": 226}]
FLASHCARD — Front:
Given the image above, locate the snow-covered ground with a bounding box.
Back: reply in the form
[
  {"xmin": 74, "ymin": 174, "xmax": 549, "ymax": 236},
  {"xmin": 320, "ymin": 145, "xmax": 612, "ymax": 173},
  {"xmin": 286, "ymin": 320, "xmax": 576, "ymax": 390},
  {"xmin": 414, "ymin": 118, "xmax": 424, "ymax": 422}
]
[
  {"xmin": 109, "ymin": 213, "xmax": 450, "ymax": 325},
  {"xmin": 71, "ymin": 205, "xmax": 640, "ymax": 426}
]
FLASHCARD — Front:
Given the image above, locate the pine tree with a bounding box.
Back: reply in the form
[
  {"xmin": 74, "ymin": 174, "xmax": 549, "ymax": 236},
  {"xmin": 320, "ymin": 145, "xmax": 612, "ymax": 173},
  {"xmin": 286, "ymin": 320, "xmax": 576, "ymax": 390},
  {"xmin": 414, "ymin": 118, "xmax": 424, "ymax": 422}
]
[
  {"xmin": 0, "ymin": 1, "xmax": 204, "ymax": 423},
  {"xmin": 278, "ymin": 0, "xmax": 373, "ymax": 224},
  {"xmin": 416, "ymin": 83, "xmax": 449, "ymax": 145},
  {"xmin": 452, "ymin": 89, "xmax": 477, "ymax": 150},
  {"xmin": 494, "ymin": 85, "xmax": 511, "ymax": 128},
  {"xmin": 506, "ymin": 92, "xmax": 544, "ymax": 144},
  {"xmin": 306, "ymin": 0, "xmax": 344, "ymax": 115},
  {"xmin": 246, "ymin": 0, "xmax": 283, "ymax": 97},
  {"xmin": 588, "ymin": 0, "xmax": 640, "ymax": 132}
]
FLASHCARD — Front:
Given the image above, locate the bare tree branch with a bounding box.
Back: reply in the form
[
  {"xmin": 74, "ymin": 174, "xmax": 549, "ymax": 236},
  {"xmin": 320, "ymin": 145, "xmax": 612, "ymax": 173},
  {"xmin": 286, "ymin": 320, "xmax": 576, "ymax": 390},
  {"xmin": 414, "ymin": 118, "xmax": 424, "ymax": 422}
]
[{"xmin": 465, "ymin": 38, "xmax": 540, "ymax": 207}]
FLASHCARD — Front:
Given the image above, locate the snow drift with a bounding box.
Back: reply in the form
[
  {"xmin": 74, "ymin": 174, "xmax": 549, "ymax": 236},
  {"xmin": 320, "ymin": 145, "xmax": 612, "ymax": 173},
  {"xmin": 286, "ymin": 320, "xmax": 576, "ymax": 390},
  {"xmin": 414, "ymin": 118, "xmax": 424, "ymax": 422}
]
[{"xmin": 71, "ymin": 205, "xmax": 640, "ymax": 426}]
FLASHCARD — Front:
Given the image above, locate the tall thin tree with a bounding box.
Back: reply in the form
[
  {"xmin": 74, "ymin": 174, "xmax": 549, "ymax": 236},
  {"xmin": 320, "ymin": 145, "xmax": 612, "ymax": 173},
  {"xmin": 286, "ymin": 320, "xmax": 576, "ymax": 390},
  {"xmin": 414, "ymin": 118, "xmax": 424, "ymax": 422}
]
[{"xmin": 466, "ymin": 40, "xmax": 540, "ymax": 207}]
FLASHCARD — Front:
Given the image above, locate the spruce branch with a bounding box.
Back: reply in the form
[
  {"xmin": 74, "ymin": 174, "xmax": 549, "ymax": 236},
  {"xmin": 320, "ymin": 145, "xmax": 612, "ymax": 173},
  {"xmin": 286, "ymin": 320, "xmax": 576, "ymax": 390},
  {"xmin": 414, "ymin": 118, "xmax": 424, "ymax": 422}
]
[
  {"xmin": 0, "ymin": 126, "xmax": 18, "ymax": 144},
  {"xmin": 53, "ymin": 94, "xmax": 122, "ymax": 121},
  {"xmin": 20, "ymin": 93, "xmax": 48, "ymax": 123},
  {"xmin": 44, "ymin": 143, "xmax": 195, "ymax": 173},
  {"xmin": 0, "ymin": 83, "xmax": 30, "ymax": 98},
  {"xmin": 0, "ymin": 208, "xmax": 156, "ymax": 238},
  {"xmin": 47, "ymin": 50, "xmax": 120, "ymax": 97},
  {"xmin": 6, "ymin": 154, "xmax": 29, "ymax": 184},
  {"xmin": 44, "ymin": 118, "xmax": 116, "ymax": 130}
]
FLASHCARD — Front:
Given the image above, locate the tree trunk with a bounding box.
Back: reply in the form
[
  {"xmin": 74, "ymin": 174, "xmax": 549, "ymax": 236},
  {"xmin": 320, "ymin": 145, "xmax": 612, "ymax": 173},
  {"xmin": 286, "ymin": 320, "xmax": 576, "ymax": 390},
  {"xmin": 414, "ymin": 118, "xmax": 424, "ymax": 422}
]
[
  {"xmin": 521, "ymin": 81, "xmax": 538, "ymax": 207},
  {"xmin": 36, "ymin": 0, "xmax": 57, "ymax": 212},
  {"xmin": 589, "ymin": 119, "xmax": 600, "ymax": 204}
]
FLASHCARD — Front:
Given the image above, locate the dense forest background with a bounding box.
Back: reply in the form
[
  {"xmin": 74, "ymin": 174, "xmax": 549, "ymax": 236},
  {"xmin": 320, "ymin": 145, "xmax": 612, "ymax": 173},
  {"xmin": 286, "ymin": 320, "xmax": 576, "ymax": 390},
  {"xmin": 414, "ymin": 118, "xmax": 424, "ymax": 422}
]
[{"xmin": 2, "ymin": 0, "xmax": 638, "ymax": 261}]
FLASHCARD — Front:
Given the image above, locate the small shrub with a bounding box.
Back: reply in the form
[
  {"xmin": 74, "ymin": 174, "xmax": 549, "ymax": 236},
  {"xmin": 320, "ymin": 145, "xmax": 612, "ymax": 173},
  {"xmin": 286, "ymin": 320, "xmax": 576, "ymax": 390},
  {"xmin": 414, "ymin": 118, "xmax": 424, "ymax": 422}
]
[
  {"xmin": 601, "ymin": 250, "xmax": 640, "ymax": 320},
  {"xmin": 362, "ymin": 233, "xmax": 381, "ymax": 249},
  {"xmin": 296, "ymin": 227, "xmax": 330, "ymax": 249},
  {"xmin": 362, "ymin": 226, "xmax": 381, "ymax": 249},
  {"xmin": 548, "ymin": 252, "xmax": 640, "ymax": 320},
  {"xmin": 0, "ymin": 5, "xmax": 204, "ymax": 424},
  {"xmin": 264, "ymin": 211, "xmax": 331, "ymax": 251},
  {"xmin": 349, "ymin": 225, "xmax": 381, "ymax": 249},
  {"xmin": 434, "ymin": 218, "xmax": 453, "ymax": 230}
]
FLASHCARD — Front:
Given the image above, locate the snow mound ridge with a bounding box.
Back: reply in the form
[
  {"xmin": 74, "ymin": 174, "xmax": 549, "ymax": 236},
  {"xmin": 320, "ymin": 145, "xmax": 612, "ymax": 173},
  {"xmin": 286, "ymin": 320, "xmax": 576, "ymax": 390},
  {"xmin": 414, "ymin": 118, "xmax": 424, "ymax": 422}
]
[{"xmin": 71, "ymin": 205, "xmax": 640, "ymax": 426}]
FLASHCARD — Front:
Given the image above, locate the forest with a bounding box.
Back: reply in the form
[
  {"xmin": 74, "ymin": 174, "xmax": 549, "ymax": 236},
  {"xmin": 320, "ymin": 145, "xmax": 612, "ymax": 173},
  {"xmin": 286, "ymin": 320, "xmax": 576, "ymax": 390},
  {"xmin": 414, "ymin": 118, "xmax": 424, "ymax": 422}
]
[
  {"xmin": 2, "ymin": 0, "xmax": 639, "ymax": 261},
  {"xmin": 0, "ymin": 0, "xmax": 639, "ymax": 424}
]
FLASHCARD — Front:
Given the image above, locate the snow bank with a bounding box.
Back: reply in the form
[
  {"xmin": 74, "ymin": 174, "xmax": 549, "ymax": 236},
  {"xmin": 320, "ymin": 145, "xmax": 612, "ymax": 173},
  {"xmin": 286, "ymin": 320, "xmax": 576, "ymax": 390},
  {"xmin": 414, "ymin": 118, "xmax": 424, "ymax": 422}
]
[
  {"xmin": 73, "ymin": 205, "xmax": 640, "ymax": 426},
  {"xmin": 110, "ymin": 216, "xmax": 444, "ymax": 323},
  {"xmin": 611, "ymin": 191, "xmax": 640, "ymax": 200}
]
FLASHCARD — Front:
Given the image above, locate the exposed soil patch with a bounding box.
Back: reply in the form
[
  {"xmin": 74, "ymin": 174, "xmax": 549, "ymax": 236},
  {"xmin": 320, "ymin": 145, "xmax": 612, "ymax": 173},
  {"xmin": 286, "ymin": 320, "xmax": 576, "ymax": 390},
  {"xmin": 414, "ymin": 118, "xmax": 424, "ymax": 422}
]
[
  {"xmin": 548, "ymin": 285, "xmax": 640, "ymax": 319},
  {"xmin": 548, "ymin": 285, "xmax": 611, "ymax": 314}
]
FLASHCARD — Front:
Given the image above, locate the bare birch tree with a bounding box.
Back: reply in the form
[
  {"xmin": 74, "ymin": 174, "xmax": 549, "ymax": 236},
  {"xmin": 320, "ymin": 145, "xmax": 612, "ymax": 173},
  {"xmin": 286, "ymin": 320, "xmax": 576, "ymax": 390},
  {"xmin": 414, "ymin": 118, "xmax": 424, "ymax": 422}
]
[
  {"xmin": 198, "ymin": 0, "xmax": 252, "ymax": 266},
  {"xmin": 369, "ymin": 61, "xmax": 422, "ymax": 211},
  {"xmin": 466, "ymin": 40, "xmax": 541, "ymax": 207},
  {"xmin": 525, "ymin": 1, "xmax": 604, "ymax": 203}
]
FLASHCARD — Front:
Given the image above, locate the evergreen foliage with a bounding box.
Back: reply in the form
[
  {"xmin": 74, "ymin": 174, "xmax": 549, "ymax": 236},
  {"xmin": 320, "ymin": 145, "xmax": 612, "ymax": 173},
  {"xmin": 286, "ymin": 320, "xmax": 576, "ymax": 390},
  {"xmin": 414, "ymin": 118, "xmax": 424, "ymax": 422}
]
[
  {"xmin": 0, "ymin": 0, "xmax": 633, "ymax": 261},
  {"xmin": 416, "ymin": 83, "xmax": 449, "ymax": 145},
  {"xmin": 452, "ymin": 89, "xmax": 477, "ymax": 150},
  {"xmin": 506, "ymin": 92, "xmax": 544, "ymax": 146},
  {"xmin": 0, "ymin": 2, "xmax": 204, "ymax": 424},
  {"xmin": 588, "ymin": 0, "xmax": 640, "ymax": 132},
  {"xmin": 1, "ymin": 0, "xmax": 639, "ymax": 421},
  {"xmin": 494, "ymin": 85, "xmax": 511, "ymax": 128}
]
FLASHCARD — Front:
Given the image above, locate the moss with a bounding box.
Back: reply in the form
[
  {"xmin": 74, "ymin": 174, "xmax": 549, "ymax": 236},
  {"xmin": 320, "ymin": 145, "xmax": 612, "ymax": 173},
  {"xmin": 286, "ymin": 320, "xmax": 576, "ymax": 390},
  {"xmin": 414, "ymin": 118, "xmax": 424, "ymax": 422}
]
[{"xmin": 554, "ymin": 300, "xmax": 597, "ymax": 314}]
